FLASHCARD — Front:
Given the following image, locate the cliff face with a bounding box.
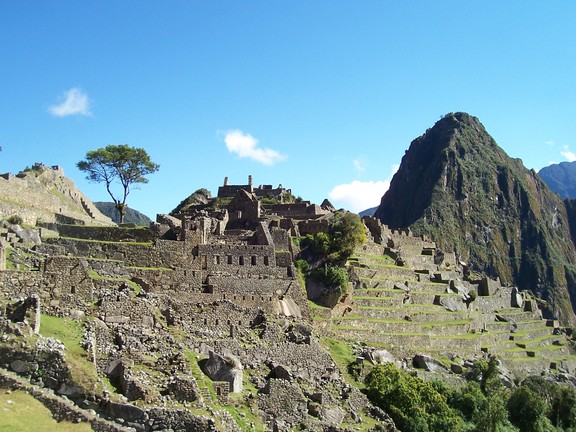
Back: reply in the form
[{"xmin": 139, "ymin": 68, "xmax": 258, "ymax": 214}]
[{"xmin": 375, "ymin": 113, "xmax": 576, "ymax": 325}]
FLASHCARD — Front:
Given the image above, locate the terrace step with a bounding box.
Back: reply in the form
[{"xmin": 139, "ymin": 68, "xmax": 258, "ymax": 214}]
[
  {"xmin": 355, "ymin": 306, "xmax": 475, "ymax": 322},
  {"xmin": 485, "ymin": 320, "xmax": 552, "ymax": 332},
  {"xmin": 353, "ymin": 265, "xmax": 421, "ymax": 280},
  {"xmin": 333, "ymin": 318, "xmax": 474, "ymax": 334}
]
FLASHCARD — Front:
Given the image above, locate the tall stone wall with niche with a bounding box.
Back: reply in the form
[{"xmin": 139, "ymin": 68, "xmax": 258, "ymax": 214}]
[{"xmin": 198, "ymin": 243, "xmax": 278, "ymax": 275}]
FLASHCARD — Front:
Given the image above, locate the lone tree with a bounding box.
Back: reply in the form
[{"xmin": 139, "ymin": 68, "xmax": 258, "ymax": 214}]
[{"xmin": 77, "ymin": 144, "xmax": 159, "ymax": 223}]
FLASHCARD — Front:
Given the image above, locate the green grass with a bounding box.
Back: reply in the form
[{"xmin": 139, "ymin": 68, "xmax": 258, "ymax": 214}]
[
  {"xmin": 0, "ymin": 390, "xmax": 93, "ymax": 432},
  {"xmin": 307, "ymin": 300, "xmax": 330, "ymax": 310},
  {"xmin": 39, "ymin": 315, "xmax": 101, "ymax": 392},
  {"xmin": 321, "ymin": 338, "xmax": 362, "ymax": 387}
]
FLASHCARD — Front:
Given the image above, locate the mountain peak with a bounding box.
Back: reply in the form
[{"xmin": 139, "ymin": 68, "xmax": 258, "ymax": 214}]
[{"xmin": 375, "ymin": 114, "xmax": 576, "ymax": 325}]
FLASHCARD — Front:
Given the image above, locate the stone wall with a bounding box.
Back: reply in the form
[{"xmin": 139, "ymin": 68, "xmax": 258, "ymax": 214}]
[
  {"xmin": 298, "ymin": 219, "xmax": 330, "ymax": 236},
  {"xmin": 207, "ymin": 274, "xmax": 293, "ymax": 295},
  {"xmin": 198, "ymin": 243, "xmax": 277, "ymax": 275},
  {"xmin": 41, "ymin": 238, "xmax": 196, "ymax": 269},
  {"xmin": 0, "ymin": 369, "xmax": 129, "ymax": 432},
  {"xmin": 48, "ymin": 225, "xmax": 155, "ymax": 243}
]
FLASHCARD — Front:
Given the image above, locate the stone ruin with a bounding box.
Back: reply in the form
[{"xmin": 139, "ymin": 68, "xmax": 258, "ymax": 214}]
[
  {"xmin": 0, "ymin": 180, "xmax": 402, "ymax": 431},
  {"xmin": 0, "ymin": 178, "xmax": 574, "ymax": 431}
]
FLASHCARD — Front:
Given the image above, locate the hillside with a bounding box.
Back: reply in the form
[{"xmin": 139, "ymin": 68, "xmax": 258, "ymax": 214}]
[
  {"xmin": 374, "ymin": 113, "xmax": 576, "ymax": 326},
  {"xmin": 539, "ymin": 161, "xmax": 576, "ymax": 199},
  {"xmin": 0, "ymin": 163, "xmax": 113, "ymax": 226}
]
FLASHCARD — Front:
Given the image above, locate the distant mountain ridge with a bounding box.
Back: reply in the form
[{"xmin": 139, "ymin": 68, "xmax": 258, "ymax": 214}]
[
  {"xmin": 93, "ymin": 202, "xmax": 152, "ymax": 226},
  {"xmin": 358, "ymin": 207, "xmax": 377, "ymax": 217},
  {"xmin": 538, "ymin": 161, "xmax": 576, "ymax": 199},
  {"xmin": 375, "ymin": 112, "xmax": 576, "ymax": 325}
]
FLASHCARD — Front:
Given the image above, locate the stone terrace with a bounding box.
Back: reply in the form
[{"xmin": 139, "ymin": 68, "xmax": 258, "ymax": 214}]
[{"xmin": 325, "ymin": 227, "xmax": 576, "ymax": 375}]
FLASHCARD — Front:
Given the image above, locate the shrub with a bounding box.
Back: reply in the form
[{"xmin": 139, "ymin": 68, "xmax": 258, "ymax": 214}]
[
  {"xmin": 311, "ymin": 264, "xmax": 349, "ymax": 295},
  {"xmin": 6, "ymin": 215, "xmax": 23, "ymax": 225},
  {"xmin": 365, "ymin": 363, "xmax": 463, "ymax": 432}
]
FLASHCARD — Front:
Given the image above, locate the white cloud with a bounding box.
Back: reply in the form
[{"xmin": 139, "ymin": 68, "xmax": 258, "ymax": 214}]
[
  {"xmin": 224, "ymin": 130, "xmax": 286, "ymax": 165},
  {"xmin": 561, "ymin": 145, "xmax": 576, "ymax": 162},
  {"xmin": 329, "ymin": 180, "xmax": 390, "ymax": 213},
  {"xmin": 545, "ymin": 140, "xmax": 555, "ymax": 146},
  {"xmin": 328, "ymin": 164, "xmax": 399, "ymax": 213},
  {"xmin": 48, "ymin": 87, "xmax": 91, "ymax": 117}
]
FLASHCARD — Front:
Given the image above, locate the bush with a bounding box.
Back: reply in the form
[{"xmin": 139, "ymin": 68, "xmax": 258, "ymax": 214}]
[
  {"xmin": 365, "ymin": 364, "xmax": 463, "ymax": 432},
  {"xmin": 6, "ymin": 215, "xmax": 23, "ymax": 225},
  {"xmin": 311, "ymin": 264, "xmax": 349, "ymax": 295}
]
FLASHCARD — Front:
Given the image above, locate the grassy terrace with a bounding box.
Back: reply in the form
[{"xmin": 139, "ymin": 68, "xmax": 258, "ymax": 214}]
[
  {"xmin": 334, "ymin": 317, "xmax": 474, "ymax": 326},
  {"xmin": 484, "ymin": 320, "xmax": 547, "ymax": 331},
  {"xmin": 354, "ymin": 290, "xmax": 460, "ymax": 298},
  {"xmin": 0, "ymin": 390, "xmax": 92, "ymax": 432},
  {"xmin": 40, "ymin": 315, "xmax": 103, "ymax": 393}
]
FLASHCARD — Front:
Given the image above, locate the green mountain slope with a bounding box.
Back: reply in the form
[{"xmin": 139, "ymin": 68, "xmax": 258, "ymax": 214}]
[{"xmin": 374, "ymin": 112, "xmax": 576, "ymax": 325}]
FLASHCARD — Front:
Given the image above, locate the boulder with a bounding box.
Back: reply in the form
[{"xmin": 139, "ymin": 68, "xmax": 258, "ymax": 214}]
[
  {"xmin": 437, "ymin": 296, "xmax": 463, "ymax": 312},
  {"xmin": 10, "ymin": 360, "xmax": 37, "ymax": 374},
  {"xmin": 278, "ymin": 298, "xmax": 302, "ymax": 318},
  {"xmin": 370, "ymin": 349, "xmax": 395, "ymax": 365},
  {"xmin": 321, "ymin": 407, "xmax": 346, "ymax": 425},
  {"xmin": 57, "ymin": 382, "xmax": 85, "ymax": 398},
  {"xmin": 413, "ymin": 354, "xmax": 448, "ymax": 373},
  {"xmin": 9, "ymin": 224, "xmax": 41, "ymax": 245},
  {"xmin": 271, "ymin": 364, "xmax": 293, "ymax": 381},
  {"xmin": 511, "ymin": 287, "xmax": 523, "ymax": 308},
  {"xmin": 450, "ymin": 363, "xmax": 464, "ymax": 374},
  {"xmin": 203, "ymin": 350, "xmax": 243, "ymax": 393}
]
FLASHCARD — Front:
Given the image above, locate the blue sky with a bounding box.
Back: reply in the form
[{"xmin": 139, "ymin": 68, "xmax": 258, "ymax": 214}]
[{"xmin": 1, "ymin": 2, "xmax": 575, "ymax": 218}]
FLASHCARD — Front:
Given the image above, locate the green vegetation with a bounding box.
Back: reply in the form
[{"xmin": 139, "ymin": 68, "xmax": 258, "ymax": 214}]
[
  {"xmin": 364, "ymin": 356, "xmax": 576, "ymax": 432},
  {"xmin": 0, "ymin": 390, "xmax": 93, "ymax": 432},
  {"xmin": 365, "ymin": 363, "xmax": 463, "ymax": 432},
  {"xmin": 184, "ymin": 350, "xmax": 265, "ymax": 431},
  {"xmin": 40, "ymin": 315, "xmax": 101, "ymax": 391},
  {"xmin": 297, "ymin": 211, "xmax": 366, "ymax": 302},
  {"xmin": 322, "ymin": 338, "xmax": 361, "ymax": 386},
  {"xmin": 6, "ymin": 214, "xmax": 23, "ymax": 225}
]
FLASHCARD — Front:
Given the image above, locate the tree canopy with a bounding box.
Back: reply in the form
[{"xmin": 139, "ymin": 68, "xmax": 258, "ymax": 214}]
[{"xmin": 77, "ymin": 144, "xmax": 159, "ymax": 223}]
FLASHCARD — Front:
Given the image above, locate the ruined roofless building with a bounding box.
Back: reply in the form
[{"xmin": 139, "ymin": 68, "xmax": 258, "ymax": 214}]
[{"xmin": 217, "ymin": 176, "xmax": 292, "ymax": 203}]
